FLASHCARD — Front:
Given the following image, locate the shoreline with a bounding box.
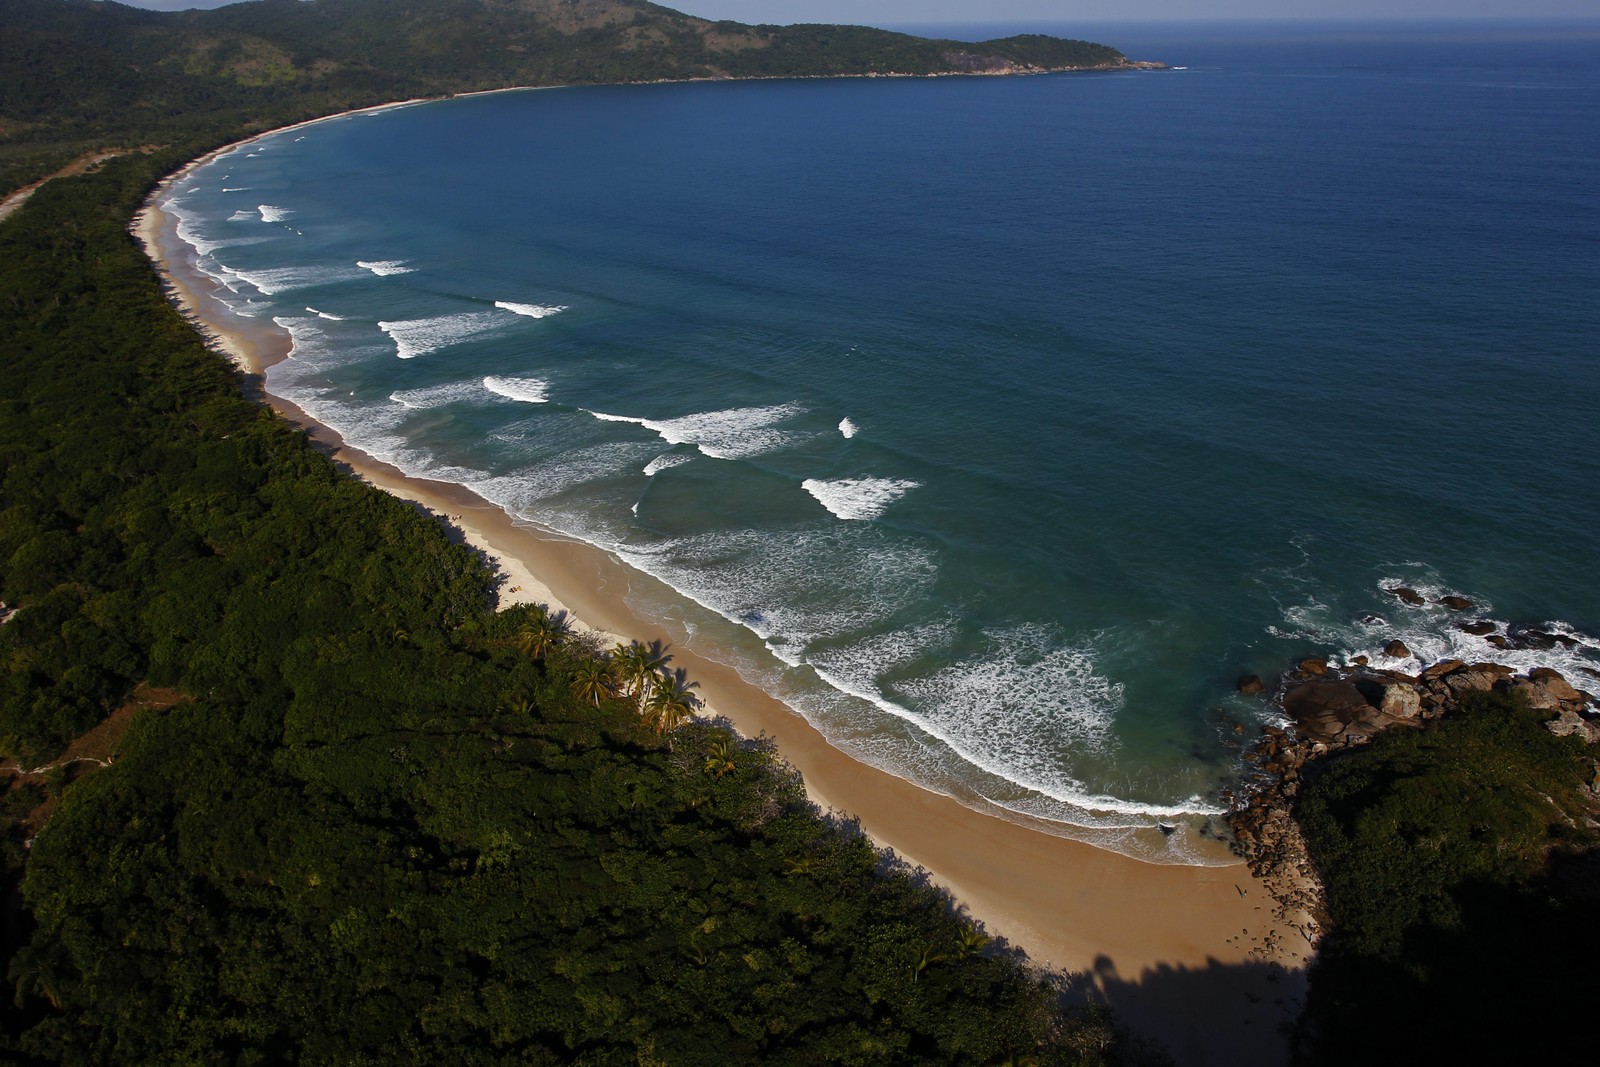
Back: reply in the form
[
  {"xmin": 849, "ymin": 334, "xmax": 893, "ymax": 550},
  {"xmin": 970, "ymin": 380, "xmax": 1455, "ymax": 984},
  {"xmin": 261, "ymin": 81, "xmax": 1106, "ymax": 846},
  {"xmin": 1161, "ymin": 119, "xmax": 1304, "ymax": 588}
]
[{"xmin": 136, "ymin": 103, "xmax": 1309, "ymax": 1064}]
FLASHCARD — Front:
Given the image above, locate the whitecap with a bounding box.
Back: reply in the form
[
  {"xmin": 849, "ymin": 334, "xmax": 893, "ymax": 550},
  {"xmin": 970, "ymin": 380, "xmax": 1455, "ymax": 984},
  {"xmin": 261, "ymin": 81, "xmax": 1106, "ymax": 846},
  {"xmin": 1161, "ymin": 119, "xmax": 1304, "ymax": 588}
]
[
  {"xmin": 802, "ymin": 476, "xmax": 919, "ymax": 520},
  {"xmin": 643, "ymin": 453, "xmax": 692, "ymax": 476},
  {"xmin": 495, "ymin": 301, "xmax": 567, "ymax": 318},
  {"xmin": 586, "ymin": 403, "xmax": 806, "ymax": 460},
  {"xmin": 258, "ymin": 204, "xmax": 292, "ymax": 222},
  {"xmin": 358, "ymin": 259, "xmax": 417, "ymax": 276},
  {"xmin": 483, "ymin": 375, "xmax": 550, "ymax": 404},
  {"xmin": 378, "ymin": 312, "xmax": 506, "ymax": 359},
  {"xmin": 227, "ymin": 209, "xmax": 257, "ymax": 222},
  {"xmin": 389, "ymin": 380, "xmax": 489, "ymax": 409},
  {"xmin": 221, "ymin": 263, "xmax": 367, "ymax": 295},
  {"xmin": 839, "ymin": 417, "xmax": 858, "ymax": 439},
  {"xmin": 305, "ymin": 307, "xmax": 345, "ymax": 321}
]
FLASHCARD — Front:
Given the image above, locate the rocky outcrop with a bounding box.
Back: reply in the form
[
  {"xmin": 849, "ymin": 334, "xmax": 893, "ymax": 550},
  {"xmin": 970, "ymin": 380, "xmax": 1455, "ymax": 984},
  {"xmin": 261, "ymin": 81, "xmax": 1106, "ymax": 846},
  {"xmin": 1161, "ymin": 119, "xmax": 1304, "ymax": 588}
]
[{"xmin": 1227, "ymin": 656, "xmax": 1598, "ymax": 949}]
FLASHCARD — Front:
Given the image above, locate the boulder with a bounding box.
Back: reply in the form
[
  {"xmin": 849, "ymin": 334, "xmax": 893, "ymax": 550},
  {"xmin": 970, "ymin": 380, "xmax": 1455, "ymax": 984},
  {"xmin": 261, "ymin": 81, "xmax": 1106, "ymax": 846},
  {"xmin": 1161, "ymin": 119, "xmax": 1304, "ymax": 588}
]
[
  {"xmin": 1298, "ymin": 658, "xmax": 1328, "ymax": 677},
  {"xmin": 1545, "ymin": 708, "xmax": 1600, "ymax": 744},
  {"xmin": 1237, "ymin": 675, "xmax": 1266, "ymax": 695},
  {"xmin": 1378, "ymin": 683, "xmax": 1422, "ymax": 721},
  {"xmin": 1457, "ymin": 620, "xmax": 1496, "ymax": 637},
  {"xmin": 1444, "ymin": 669, "xmax": 1503, "ymax": 697},
  {"xmin": 1383, "ymin": 639, "xmax": 1411, "ymax": 658},
  {"xmin": 1421, "ymin": 658, "xmax": 1466, "ymax": 681},
  {"xmin": 1391, "ymin": 587, "xmax": 1425, "ymax": 605},
  {"xmin": 1529, "ymin": 668, "xmax": 1583, "ymax": 703},
  {"xmin": 1439, "ymin": 595, "xmax": 1474, "ymax": 611},
  {"xmin": 1485, "ymin": 635, "xmax": 1509, "ymax": 649},
  {"xmin": 1282, "ymin": 680, "xmax": 1379, "ymax": 742}
]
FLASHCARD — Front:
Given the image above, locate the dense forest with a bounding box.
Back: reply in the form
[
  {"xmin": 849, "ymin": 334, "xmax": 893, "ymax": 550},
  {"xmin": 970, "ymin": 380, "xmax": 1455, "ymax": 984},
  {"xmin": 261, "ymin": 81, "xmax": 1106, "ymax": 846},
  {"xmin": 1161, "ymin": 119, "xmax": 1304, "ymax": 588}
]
[
  {"xmin": 5, "ymin": 1, "xmax": 1597, "ymax": 1062},
  {"xmin": 1291, "ymin": 689, "xmax": 1598, "ymax": 1063},
  {"xmin": 0, "ymin": 151, "xmax": 1142, "ymax": 1063}
]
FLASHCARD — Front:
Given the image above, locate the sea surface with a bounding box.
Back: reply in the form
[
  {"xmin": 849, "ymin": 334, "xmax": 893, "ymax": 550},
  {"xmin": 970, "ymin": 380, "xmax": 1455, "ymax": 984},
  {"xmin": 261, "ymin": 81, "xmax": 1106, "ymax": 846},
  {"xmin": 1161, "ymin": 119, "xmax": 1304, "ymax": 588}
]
[{"xmin": 162, "ymin": 20, "xmax": 1600, "ymax": 862}]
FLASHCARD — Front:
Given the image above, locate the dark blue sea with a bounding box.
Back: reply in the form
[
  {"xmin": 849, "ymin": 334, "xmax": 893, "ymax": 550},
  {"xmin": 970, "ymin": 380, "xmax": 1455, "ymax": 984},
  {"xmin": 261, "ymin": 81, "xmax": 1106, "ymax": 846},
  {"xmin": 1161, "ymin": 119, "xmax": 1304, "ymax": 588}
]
[{"xmin": 163, "ymin": 20, "xmax": 1600, "ymax": 861}]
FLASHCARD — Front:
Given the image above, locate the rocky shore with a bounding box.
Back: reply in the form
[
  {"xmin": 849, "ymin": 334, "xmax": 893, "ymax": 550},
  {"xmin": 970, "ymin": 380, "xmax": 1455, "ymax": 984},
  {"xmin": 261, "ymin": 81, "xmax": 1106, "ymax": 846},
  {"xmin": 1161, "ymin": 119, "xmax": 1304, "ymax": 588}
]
[{"xmin": 1224, "ymin": 588, "xmax": 1600, "ymax": 948}]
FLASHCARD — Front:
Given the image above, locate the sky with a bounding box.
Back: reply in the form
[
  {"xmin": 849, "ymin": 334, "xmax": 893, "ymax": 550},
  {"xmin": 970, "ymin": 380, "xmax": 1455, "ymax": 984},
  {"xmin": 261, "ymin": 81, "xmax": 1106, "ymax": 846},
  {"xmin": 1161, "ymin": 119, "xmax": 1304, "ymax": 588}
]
[{"xmin": 114, "ymin": 0, "xmax": 1600, "ymax": 19}]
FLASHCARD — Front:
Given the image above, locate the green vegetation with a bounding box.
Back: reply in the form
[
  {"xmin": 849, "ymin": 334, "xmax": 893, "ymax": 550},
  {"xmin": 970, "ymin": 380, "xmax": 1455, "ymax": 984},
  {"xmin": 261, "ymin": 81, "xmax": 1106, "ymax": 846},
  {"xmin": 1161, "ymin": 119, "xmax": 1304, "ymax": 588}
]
[
  {"xmin": 2, "ymin": 0, "xmax": 1131, "ymax": 196},
  {"xmin": 0, "ymin": 148, "xmax": 1141, "ymax": 1061},
  {"xmin": 1293, "ymin": 689, "xmax": 1599, "ymax": 1063}
]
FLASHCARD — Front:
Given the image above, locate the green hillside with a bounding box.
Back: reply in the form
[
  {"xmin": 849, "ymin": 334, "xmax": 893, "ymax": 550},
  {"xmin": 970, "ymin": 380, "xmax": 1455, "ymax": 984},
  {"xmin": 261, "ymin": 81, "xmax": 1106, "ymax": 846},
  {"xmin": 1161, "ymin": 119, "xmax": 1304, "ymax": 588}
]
[{"xmin": 1, "ymin": 0, "xmax": 1135, "ymax": 192}]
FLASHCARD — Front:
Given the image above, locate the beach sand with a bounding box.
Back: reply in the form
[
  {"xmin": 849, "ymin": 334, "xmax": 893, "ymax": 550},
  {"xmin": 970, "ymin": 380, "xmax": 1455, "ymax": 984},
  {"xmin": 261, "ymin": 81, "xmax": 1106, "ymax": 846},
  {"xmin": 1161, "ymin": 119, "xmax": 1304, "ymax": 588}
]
[{"xmin": 137, "ymin": 140, "xmax": 1315, "ymax": 1066}]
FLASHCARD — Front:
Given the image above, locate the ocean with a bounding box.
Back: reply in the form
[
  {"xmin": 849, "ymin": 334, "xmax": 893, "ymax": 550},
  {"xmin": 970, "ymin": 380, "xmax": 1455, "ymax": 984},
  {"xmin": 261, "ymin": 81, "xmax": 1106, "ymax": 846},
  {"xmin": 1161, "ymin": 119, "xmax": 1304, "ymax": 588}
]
[{"xmin": 160, "ymin": 19, "xmax": 1600, "ymax": 862}]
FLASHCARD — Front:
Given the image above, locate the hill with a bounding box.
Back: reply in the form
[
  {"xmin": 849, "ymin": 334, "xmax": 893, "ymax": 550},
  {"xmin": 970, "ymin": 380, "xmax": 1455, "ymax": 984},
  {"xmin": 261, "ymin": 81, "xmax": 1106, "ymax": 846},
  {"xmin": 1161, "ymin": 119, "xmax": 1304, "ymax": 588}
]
[{"xmin": 0, "ymin": 0, "xmax": 1140, "ymax": 192}]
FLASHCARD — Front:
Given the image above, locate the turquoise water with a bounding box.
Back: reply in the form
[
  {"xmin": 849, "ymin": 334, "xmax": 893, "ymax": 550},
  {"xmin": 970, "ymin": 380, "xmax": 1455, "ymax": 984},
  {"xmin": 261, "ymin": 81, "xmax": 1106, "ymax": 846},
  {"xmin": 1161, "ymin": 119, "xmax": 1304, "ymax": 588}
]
[{"xmin": 162, "ymin": 21, "xmax": 1600, "ymax": 862}]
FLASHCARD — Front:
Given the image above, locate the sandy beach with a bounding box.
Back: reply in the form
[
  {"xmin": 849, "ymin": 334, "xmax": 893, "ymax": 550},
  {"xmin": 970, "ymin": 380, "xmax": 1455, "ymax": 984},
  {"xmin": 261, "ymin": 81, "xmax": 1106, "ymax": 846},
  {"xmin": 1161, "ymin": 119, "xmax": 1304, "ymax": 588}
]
[{"xmin": 136, "ymin": 124, "xmax": 1314, "ymax": 1065}]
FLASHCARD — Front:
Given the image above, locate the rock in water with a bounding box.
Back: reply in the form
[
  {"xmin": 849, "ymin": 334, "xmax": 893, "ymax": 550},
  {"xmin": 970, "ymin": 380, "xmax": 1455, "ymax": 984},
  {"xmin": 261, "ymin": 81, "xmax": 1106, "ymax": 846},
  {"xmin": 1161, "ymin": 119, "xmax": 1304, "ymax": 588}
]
[
  {"xmin": 1237, "ymin": 675, "xmax": 1266, "ymax": 695},
  {"xmin": 1439, "ymin": 595, "xmax": 1474, "ymax": 611},
  {"xmin": 1384, "ymin": 639, "xmax": 1411, "ymax": 658},
  {"xmin": 1391, "ymin": 587, "xmax": 1425, "ymax": 605}
]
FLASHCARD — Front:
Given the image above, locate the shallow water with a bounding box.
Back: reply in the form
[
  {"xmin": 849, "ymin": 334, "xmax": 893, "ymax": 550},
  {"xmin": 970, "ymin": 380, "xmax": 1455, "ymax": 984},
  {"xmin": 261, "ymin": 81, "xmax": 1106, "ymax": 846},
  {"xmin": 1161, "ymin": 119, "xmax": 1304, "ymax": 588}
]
[{"xmin": 162, "ymin": 20, "xmax": 1600, "ymax": 862}]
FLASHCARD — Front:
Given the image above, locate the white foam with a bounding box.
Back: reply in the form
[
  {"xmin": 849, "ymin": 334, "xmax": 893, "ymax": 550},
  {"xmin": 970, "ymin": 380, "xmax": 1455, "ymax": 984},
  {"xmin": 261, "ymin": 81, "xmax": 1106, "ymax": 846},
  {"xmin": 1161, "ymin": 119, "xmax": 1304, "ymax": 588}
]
[
  {"xmin": 586, "ymin": 403, "xmax": 806, "ymax": 460},
  {"xmin": 388, "ymin": 380, "xmax": 490, "ymax": 409},
  {"xmin": 1277, "ymin": 575, "xmax": 1599, "ymax": 704},
  {"xmin": 271, "ymin": 315, "xmax": 331, "ymax": 359},
  {"xmin": 227, "ymin": 209, "xmax": 257, "ymax": 222},
  {"xmin": 464, "ymin": 442, "xmax": 660, "ymax": 507},
  {"xmin": 643, "ymin": 453, "xmax": 692, "ymax": 476},
  {"xmin": 359, "ymin": 259, "xmax": 417, "ymax": 277},
  {"xmin": 802, "ymin": 477, "xmax": 919, "ymax": 521},
  {"xmin": 166, "ymin": 204, "xmax": 268, "ymax": 257},
  {"xmin": 378, "ymin": 312, "xmax": 506, "ymax": 359},
  {"xmin": 305, "ymin": 307, "xmax": 345, "ymax": 321},
  {"xmin": 494, "ymin": 301, "xmax": 567, "ymax": 318},
  {"xmin": 258, "ymin": 204, "xmax": 292, "ymax": 222},
  {"xmin": 839, "ymin": 417, "xmax": 858, "ymax": 439},
  {"xmin": 590, "ymin": 410, "xmax": 648, "ymax": 425},
  {"xmin": 221, "ymin": 187, "xmax": 249, "ymax": 192},
  {"xmin": 482, "ymin": 375, "xmax": 550, "ymax": 404},
  {"xmin": 221, "ymin": 263, "xmax": 367, "ymax": 296}
]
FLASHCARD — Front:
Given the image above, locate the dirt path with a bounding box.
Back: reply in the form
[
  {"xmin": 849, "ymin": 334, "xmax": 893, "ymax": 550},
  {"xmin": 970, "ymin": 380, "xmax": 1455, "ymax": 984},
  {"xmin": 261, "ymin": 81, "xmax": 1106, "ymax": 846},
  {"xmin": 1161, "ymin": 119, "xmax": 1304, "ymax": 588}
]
[{"xmin": 0, "ymin": 150, "xmax": 126, "ymax": 223}]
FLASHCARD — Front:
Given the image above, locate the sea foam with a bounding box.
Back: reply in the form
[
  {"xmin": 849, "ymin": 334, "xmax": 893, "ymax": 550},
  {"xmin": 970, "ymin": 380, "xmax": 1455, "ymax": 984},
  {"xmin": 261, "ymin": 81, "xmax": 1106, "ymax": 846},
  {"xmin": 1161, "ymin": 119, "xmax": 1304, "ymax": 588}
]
[
  {"xmin": 802, "ymin": 477, "xmax": 919, "ymax": 520},
  {"xmin": 378, "ymin": 312, "xmax": 505, "ymax": 359},
  {"xmin": 494, "ymin": 301, "xmax": 567, "ymax": 318},
  {"xmin": 389, "ymin": 380, "xmax": 489, "ymax": 409},
  {"xmin": 587, "ymin": 403, "xmax": 806, "ymax": 460},
  {"xmin": 221, "ymin": 263, "xmax": 367, "ymax": 295},
  {"xmin": 483, "ymin": 375, "xmax": 551, "ymax": 404},
  {"xmin": 258, "ymin": 204, "xmax": 292, "ymax": 222},
  {"xmin": 358, "ymin": 259, "xmax": 417, "ymax": 276},
  {"xmin": 644, "ymin": 453, "xmax": 693, "ymax": 476},
  {"xmin": 839, "ymin": 417, "xmax": 859, "ymax": 439}
]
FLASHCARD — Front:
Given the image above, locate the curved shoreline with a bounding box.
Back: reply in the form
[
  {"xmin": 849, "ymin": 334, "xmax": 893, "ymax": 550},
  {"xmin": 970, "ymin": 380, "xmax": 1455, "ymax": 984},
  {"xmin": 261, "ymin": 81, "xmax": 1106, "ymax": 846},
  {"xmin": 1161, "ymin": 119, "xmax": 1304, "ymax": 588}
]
[{"xmin": 136, "ymin": 96, "xmax": 1307, "ymax": 1064}]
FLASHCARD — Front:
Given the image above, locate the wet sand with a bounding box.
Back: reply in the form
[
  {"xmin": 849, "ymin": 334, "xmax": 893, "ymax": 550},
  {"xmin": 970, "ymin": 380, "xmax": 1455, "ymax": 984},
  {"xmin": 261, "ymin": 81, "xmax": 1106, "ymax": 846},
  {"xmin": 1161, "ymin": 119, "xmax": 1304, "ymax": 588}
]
[{"xmin": 136, "ymin": 126, "xmax": 1314, "ymax": 1065}]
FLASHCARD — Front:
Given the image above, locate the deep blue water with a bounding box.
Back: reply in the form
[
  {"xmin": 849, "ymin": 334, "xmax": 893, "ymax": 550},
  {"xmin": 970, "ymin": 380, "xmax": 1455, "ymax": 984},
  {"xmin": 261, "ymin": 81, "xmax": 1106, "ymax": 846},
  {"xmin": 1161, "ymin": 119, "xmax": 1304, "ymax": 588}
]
[{"xmin": 164, "ymin": 21, "xmax": 1600, "ymax": 861}]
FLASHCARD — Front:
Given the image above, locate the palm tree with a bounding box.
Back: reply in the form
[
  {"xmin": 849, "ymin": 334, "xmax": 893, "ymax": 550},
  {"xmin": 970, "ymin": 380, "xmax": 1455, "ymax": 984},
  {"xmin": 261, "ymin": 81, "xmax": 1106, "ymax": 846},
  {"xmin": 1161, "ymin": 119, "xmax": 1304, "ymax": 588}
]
[
  {"xmin": 613, "ymin": 640, "xmax": 670, "ymax": 711},
  {"xmin": 569, "ymin": 657, "xmax": 615, "ymax": 707},
  {"xmin": 703, "ymin": 738, "xmax": 737, "ymax": 779},
  {"xmin": 954, "ymin": 924, "xmax": 992, "ymax": 959},
  {"xmin": 643, "ymin": 671, "xmax": 700, "ymax": 735},
  {"xmin": 912, "ymin": 942, "xmax": 948, "ymax": 982},
  {"xmin": 516, "ymin": 604, "xmax": 569, "ymax": 661},
  {"xmin": 9, "ymin": 944, "xmax": 63, "ymax": 1009}
]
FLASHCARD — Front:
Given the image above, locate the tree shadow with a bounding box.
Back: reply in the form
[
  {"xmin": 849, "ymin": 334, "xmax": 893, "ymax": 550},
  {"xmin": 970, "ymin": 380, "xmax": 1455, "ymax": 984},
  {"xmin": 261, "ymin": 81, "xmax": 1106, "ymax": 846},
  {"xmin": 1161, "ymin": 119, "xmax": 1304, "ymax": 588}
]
[{"xmin": 1061, "ymin": 953, "xmax": 1306, "ymax": 1067}]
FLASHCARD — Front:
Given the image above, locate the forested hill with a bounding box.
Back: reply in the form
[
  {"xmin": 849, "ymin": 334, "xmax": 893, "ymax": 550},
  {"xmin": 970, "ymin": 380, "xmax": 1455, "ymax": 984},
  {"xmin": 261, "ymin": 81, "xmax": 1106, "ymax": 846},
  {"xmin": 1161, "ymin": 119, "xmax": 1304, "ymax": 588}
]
[{"xmin": 1, "ymin": 0, "xmax": 1137, "ymax": 190}]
